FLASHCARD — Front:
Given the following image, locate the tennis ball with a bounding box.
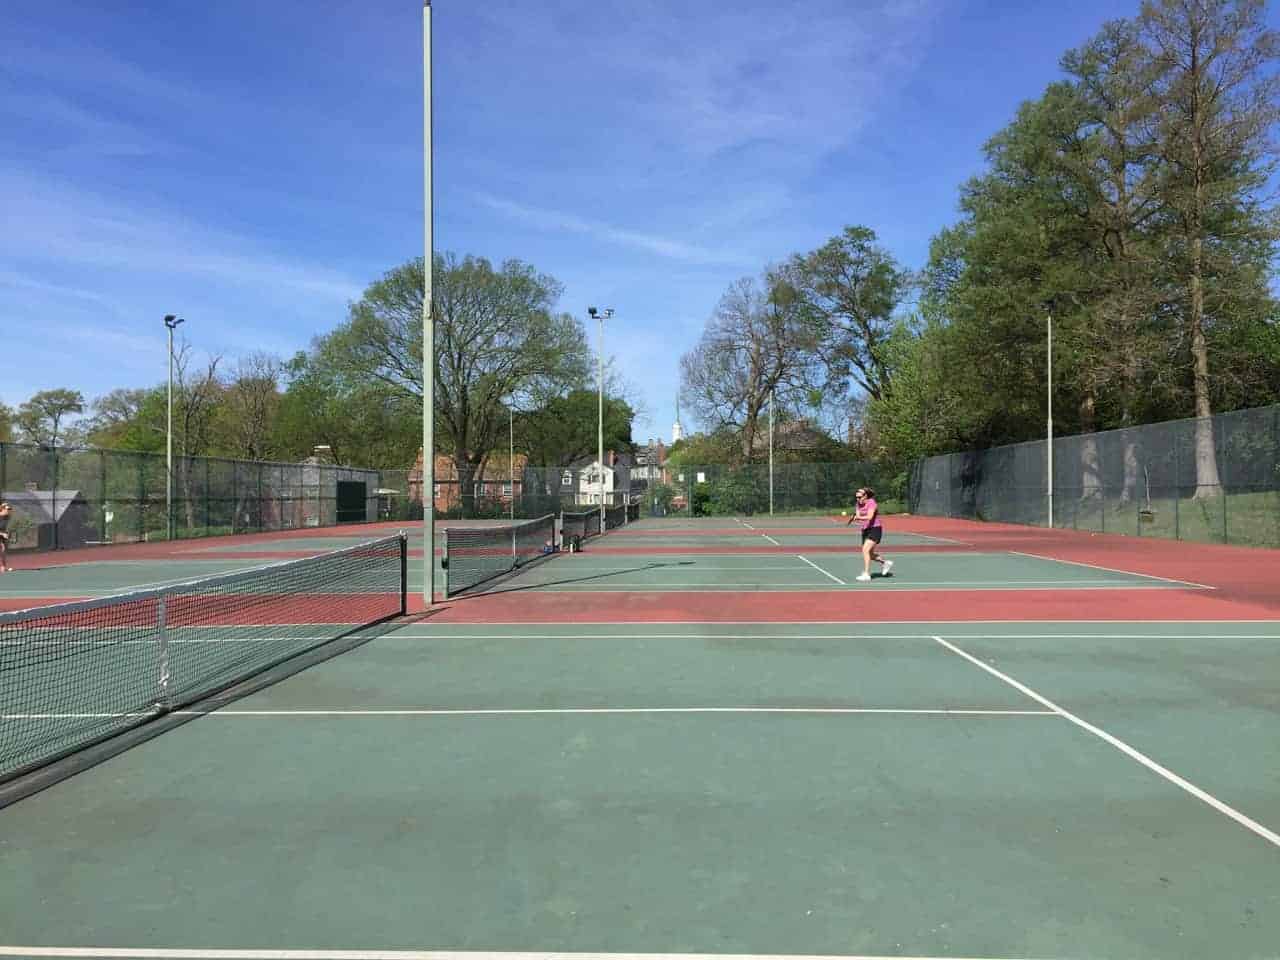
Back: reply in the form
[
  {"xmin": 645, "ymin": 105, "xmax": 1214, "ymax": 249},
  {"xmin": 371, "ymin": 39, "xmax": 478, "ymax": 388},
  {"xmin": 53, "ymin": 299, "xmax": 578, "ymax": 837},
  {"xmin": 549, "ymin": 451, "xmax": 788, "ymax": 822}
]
[{"xmin": 841, "ymin": 510, "xmax": 847, "ymax": 516}]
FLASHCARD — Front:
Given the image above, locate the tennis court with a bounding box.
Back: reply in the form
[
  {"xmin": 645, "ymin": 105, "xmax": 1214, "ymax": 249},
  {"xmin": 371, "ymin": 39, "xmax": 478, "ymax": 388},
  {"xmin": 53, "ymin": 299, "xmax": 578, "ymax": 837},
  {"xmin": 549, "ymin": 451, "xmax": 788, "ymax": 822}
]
[{"xmin": 2, "ymin": 513, "xmax": 1278, "ymax": 960}]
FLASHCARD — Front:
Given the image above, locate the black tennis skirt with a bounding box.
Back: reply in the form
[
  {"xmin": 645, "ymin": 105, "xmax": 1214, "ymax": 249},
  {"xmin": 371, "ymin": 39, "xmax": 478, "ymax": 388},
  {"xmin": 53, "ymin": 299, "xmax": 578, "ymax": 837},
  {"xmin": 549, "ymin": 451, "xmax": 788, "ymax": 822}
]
[{"xmin": 861, "ymin": 526, "xmax": 883, "ymax": 544}]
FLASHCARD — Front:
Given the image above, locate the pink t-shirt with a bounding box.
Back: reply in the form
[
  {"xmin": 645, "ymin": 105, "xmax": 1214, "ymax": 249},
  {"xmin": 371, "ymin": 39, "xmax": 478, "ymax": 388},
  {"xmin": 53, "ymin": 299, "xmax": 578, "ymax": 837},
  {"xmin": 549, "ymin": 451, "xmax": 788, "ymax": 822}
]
[{"xmin": 858, "ymin": 498, "xmax": 881, "ymax": 530}]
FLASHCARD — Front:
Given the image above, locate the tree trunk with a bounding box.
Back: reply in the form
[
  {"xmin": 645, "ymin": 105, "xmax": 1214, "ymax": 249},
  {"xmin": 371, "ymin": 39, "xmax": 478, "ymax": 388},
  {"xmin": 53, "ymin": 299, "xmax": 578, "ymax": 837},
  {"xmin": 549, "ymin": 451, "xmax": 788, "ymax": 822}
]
[
  {"xmin": 1079, "ymin": 391, "xmax": 1101, "ymax": 503},
  {"xmin": 1121, "ymin": 434, "xmax": 1140, "ymax": 504},
  {"xmin": 1189, "ymin": 209, "xmax": 1221, "ymax": 497},
  {"xmin": 1186, "ymin": 34, "xmax": 1221, "ymax": 499},
  {"xmin": 455, "ymin": 457, "xmax": 476, "ymax": 518}
]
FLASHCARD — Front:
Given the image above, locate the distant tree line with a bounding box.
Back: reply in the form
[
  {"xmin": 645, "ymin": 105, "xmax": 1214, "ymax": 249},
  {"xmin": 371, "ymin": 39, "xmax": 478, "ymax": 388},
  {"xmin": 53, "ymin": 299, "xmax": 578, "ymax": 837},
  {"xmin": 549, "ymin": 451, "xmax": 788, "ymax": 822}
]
[
  {"xmin": 2, "ymin": 254, "xmax": 638, "ymax": 501},
  {"xmin": 679, "ymin": 0, "xmax": 1280, "ymax": 498}
]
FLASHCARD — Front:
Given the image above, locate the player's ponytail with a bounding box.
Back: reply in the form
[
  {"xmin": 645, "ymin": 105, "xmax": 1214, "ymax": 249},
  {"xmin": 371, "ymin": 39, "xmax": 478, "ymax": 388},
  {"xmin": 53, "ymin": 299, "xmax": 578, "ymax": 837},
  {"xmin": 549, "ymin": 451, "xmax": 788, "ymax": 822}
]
[{"xmin": 862, "ymin": 487, "xmax": 875, "ymax": 500}]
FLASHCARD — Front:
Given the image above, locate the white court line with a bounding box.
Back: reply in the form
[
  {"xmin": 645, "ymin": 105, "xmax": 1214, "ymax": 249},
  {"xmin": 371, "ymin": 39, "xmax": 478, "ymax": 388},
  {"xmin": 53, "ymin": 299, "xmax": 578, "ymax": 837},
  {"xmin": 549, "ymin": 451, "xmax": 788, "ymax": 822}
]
[
  {"xmin": 794, "ymin": 555, "xmax": 845, "ymax": 584},
  {"xmin": 907, "ymin": 534, "xmax": 970, "ymax": 546},
  {"xmin": 1005, "ymin": 550, "xmax": 1215, "ymax": 590},
  {"xmin": 933, "ymin": 635, "xmax": 1280, "ymax": 849},
  {"xmin": 6, "ymin": 708, "xmax": 1058, "ymax": 720},
  {"xmin": 378, "ymin": 632, "xmax": 1280, "ymax": 641},
  {"xmin": 0, "ymin": 950, "xmax": 1048, "ymax": 960},
  {"xmin": 511, "ymin": 581, "xmax": 1191, "ymax": 592},
  {"xmin": 761, "ymin": 534, "xmax": 782, "ymax": 546},
  {"xmin": 409, "ymin": 617, "xmax": 1280, "ymax": 626}
]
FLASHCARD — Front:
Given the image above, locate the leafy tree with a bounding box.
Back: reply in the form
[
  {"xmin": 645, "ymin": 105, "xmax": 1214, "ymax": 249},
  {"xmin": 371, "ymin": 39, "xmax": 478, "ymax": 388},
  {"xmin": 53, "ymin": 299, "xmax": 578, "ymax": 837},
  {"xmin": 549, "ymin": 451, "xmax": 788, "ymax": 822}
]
[
  {"xmin": 216, "ymin": 353, "xmax": 283, "ymax": 461},
  {"xmin": 679, "ymin": 267, "xmax": 820, "ymax": 461},
  {"xmin": 1141, "ymin": 0, "xmax": 1280, "ymax": 494},
  {"xmin": 274, "ymin": 352, "xmax": 419, "ymax": 468},
  {"xmin": 789, "ymin": 225, "xmax": 914, "ymax": 403},
  {"xmin": 85, "ymin": 389, "xmax": 156, "ymax": 449},
  {"xmin": 517, "ymin": 389, "xmax": 634, "ymax": 467},
  {"xmin": 317, "ymin": 253, "xmax": 591, "ymax": 513},
  {"xmin": 16, "ymin": 389, "xmax": 85, "ymax": 447},
  {"xmin": 0, "ymin": 402, "xmax": 13, "ymax": 443},
  {"xmin": 665, "ymin": 430, "xmax": 739, "ymax": 468}
]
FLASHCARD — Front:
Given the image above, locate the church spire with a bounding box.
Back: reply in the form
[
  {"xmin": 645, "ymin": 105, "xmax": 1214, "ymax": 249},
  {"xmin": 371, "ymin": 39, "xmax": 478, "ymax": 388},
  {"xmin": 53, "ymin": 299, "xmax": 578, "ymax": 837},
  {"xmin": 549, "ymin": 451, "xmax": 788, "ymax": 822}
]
[{"xmin": 672, "ymin": 394, "xmax": 684, "ymax": 443}]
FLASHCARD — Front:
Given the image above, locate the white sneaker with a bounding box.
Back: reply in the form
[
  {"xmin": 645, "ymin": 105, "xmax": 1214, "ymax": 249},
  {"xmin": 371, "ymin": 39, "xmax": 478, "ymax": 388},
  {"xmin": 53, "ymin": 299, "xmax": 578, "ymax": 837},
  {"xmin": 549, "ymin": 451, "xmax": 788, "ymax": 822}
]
[
  {"xmin": 855, "ymin": 573, "xmax": 872, "ymax": 582},
  {"xmin": 882, "ymin": 559, "xmax": 894, "ymax": 577}
]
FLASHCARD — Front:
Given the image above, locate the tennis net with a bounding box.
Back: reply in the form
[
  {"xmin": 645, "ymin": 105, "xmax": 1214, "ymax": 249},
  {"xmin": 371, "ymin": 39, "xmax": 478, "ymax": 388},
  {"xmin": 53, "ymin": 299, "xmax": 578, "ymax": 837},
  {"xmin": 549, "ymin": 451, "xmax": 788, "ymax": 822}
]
[
  {"xmin": 0, "ymin": 534, "xmax": 407, "ymax": 785},
  {"xmin": 443, "ymin": 515, "xmax": 556, "ymax": 596},
  {"xmin": 559, "ymin": 509, "xmax": 601, "ymax": 548}
]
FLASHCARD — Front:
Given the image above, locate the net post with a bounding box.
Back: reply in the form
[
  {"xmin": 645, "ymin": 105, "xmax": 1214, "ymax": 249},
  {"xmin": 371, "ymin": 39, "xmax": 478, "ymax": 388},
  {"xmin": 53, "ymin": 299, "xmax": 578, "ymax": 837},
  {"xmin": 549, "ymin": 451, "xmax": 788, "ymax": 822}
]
[
  {"xmin": 156, "ymin": 592, "xmax": 172, "ymax": 713},
  {"xmin": 442, "ymin": 527, "xmax": 450, "ymax": 598},
  {"xmin": 399, "ymin": 531, "xmax": 408, "ymax": 616}
]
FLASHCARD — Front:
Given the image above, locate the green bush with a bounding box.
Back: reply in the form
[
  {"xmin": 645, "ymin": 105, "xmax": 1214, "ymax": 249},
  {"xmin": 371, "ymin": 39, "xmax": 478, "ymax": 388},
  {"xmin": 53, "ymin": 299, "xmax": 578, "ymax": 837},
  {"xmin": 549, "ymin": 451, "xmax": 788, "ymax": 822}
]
[{"xmin": 705, "ymin": 472, "xmax": 767, "ymax": 515}]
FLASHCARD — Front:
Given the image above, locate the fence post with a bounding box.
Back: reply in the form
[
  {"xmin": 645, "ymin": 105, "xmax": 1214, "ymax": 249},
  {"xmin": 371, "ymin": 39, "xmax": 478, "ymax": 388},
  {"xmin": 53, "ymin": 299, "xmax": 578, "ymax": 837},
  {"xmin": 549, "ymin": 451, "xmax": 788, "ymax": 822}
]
[
  {"xmin": 99, "ymin": 450, "xmax": 108, "ymax": 544},
  {"xmin": 1173, "ymin": 435, "xmax": 1180, "ymax": 541},
  {"xmin": 51, "ymin": 446, "xmax": 60, "ymax": 550},
  {"xmin": 1221, "ymin": 417, "xmax": 1228, "ymax": 545},
  {"xmin": 0, "ymin": 442, "xmax": 6, "ymax": 499},
  {"xmin": 205, "ymin": 458, "xmax": 211, "ymax": 534},
  {"xmin": 1098, "ymin": 437, "xmax": 1105, "ymax": 534},
  {"xmin": 138, "ymin": 455, "xmax": 146, "ymax": 541}
]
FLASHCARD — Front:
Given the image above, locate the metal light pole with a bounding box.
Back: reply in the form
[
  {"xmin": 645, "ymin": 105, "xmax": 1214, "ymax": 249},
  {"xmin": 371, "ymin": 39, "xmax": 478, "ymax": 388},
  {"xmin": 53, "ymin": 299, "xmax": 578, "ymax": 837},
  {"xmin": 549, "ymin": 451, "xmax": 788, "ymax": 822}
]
[
  {"xmin": 1047, "ymin": 313, "xmax": 1054, "ymax": 529},
  {"xmin": 422, "ymin": 0, "xmax": 435, "ymax": 604},
  {"xmin": 163, "ymin": 314, "xmax": 184, "ymax": 541},
  {"xmin": 588, "ymin": 306, "xmax": 613, "ymax": 531}
]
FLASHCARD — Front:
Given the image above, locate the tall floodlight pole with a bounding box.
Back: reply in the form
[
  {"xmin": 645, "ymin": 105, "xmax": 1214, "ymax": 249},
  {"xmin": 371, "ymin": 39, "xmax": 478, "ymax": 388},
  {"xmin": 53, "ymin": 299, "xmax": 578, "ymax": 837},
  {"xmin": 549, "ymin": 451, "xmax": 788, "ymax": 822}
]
[
  {"xmin": 1047, "ymin": 313, "xmax": 1054, "ymax": 529},
  {"xmin": 588, "ymin": 306, "xmax": 613, "ymax": 532},
  {"xmin": 768, "ymin": 390, "xmax": 775, "ymax": 516},
  {"xmin": 163, "ymin": 315, "xmax": 185, "ymax": 541},
  {"xmin": 422, "ymin": 0, "xmax": 435, "ymax": 604}
]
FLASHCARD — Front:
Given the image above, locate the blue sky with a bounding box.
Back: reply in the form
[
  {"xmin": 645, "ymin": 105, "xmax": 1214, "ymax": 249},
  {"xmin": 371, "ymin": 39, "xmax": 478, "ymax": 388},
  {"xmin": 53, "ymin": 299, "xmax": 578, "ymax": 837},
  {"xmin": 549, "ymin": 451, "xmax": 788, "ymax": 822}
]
[{"xmin": 2, "ymin": 0, "xmax": 1242, "ymax": 453}]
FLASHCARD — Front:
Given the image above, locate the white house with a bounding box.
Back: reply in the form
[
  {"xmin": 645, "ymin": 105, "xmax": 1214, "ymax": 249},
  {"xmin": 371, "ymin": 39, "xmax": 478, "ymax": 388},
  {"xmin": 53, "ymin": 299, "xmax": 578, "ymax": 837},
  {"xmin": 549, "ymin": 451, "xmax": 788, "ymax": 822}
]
[{"xmin": 565, "ymin": 451, "xmax": 631, "ymax": 506}]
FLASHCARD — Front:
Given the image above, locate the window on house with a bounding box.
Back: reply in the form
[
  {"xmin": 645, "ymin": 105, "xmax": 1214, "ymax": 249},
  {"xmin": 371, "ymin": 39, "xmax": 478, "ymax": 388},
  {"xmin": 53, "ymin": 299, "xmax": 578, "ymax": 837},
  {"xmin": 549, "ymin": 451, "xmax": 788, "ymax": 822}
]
[
  {"xmin": 503, "ymin": 482, "xmax": 512, "ymax": 497},
  {"xmin": 433, "ymin": 484, "xmax": 440, "ymax": 498},
  {"xmin": 561, "ymin": 470, "xmax": 573, "ymax": 487}
]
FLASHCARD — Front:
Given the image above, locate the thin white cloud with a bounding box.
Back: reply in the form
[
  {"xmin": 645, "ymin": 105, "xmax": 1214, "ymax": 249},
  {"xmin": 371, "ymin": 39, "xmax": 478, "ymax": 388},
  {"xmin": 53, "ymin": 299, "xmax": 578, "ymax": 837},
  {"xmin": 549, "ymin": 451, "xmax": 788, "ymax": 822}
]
[
  {"xmin": 0, "ymin": 169, "xmax": 363, "ymax": 304},
  {"xmin": 471, "ymin": 0, "xmax": 942, "ymax": 163},
  {"xmin": 475, "ymin": 193, "xmax": 751, "ymax": 266},
  {"xmin": 0, "ymin": 90, "xmax": 173, "ymax": 159}
]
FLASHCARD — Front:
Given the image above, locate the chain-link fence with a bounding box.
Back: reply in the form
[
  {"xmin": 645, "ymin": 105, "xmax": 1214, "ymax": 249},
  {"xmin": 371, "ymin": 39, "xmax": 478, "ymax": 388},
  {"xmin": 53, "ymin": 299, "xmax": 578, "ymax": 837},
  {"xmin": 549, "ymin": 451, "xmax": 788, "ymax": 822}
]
[
  {"xmin": 0, "ymin": 442, "xmax": 385, "ymax": 552},
  {"xmin": 907, "ymin": 404, "xmax": 1280, "ymax": 547},
  {"xmin": 393, "ymin": 460, "xmax": 890, "ymax": 521},
  {"xmin": 653, "ymin": 462, "xmax": 893, "ymax": 517}
]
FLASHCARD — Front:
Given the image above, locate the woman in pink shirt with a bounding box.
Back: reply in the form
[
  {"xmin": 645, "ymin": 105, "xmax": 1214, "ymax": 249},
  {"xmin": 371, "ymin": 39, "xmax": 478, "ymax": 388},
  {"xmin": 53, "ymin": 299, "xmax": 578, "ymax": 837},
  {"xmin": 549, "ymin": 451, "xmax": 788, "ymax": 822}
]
[{"xmin": 846, "ymin": 487, "xmax": 893, "ymax": 582}]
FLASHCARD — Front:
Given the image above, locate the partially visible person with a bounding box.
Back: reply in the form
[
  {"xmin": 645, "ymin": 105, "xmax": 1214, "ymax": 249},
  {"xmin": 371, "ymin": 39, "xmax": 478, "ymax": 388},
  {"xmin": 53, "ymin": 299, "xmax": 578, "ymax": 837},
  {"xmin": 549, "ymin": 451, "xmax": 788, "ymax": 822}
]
[
  {"xmin": 0, "ymin": 501, "xmax": 12, "ymax": 572},
  {"xmin": 846, "ymin": 487, "xmax": 892, "ymax": 582}
]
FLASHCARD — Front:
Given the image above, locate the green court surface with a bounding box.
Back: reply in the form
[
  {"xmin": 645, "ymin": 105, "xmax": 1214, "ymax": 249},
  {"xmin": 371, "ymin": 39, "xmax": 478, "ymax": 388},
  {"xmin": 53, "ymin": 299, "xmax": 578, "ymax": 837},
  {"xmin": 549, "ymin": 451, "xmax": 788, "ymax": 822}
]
[
  {"xmin": 453, "ymin": 551, "xmax": 1194, "ymax": 593},
  {"xmin": 0, "ymin": 540, "xmax": 1190, "ymax": 605},
  {"xmin": 2, "ymin": 622, "xmax": 1278, "ymax": 959},
  {"xmin": 2, "ymin": 519, "xmax": 1278, "ymax": 960}
]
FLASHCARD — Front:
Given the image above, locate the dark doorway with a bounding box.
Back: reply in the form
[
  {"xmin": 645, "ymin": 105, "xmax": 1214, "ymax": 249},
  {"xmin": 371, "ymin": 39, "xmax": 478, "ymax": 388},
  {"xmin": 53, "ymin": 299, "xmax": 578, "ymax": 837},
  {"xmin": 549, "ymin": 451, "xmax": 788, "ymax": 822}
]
[{"xmin": 336, "ymin": 481, "xmax": 368, "ymax": 524}]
